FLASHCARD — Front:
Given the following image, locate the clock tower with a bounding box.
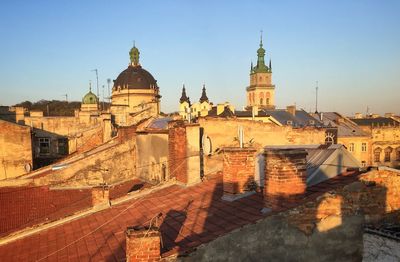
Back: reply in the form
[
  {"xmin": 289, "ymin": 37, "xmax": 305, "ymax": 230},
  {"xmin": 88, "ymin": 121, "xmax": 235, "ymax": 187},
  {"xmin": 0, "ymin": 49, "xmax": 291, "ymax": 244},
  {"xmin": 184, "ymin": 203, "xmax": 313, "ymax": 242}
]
[{"xmin": 246, "ymin": 34, "xmax": 275, "ymax": 109}]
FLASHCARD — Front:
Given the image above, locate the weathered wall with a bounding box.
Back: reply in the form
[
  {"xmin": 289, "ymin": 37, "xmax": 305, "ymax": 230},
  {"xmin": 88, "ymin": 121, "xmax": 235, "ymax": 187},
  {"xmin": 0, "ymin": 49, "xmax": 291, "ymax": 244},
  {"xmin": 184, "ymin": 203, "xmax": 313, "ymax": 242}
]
[
  {"xmin": 184, "ymin": 169, "xmax": 400, "ymax": 261},
  {"xmin": 136, "ymin": 132, "xmax": 169, "ymax": 183},
  {"xmin": 0, "ymin": 120, "xmax": 32, "ymax": 180},
  {"xmin": 198, "ymin": 118, "xmax": 325, "ymax": 150},
  {"xmin": 199, "ymin": 118, "xmax": 325, "ymax": 178},
  {"xmin": 363, "ymin": 233, "xmax": 400, "ymax": 261},
  {"xmin": 33, "ymin": 128, "xmax": 137, "ymax": 187}
]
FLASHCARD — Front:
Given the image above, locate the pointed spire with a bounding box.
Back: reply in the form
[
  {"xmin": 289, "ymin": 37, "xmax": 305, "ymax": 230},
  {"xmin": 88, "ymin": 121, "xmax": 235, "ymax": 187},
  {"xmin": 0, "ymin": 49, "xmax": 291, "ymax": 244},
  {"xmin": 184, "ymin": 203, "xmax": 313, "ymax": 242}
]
[
  {"xmin": 250, "ymin": 61, "xmax": 253, "ymax": 73},
  {"xmin": 89, "ymin": 81, "xmax": 92, "ymax": 92},
  {"xmin": 269, "ymin": 59, "xmax": 272, "ymax": 72},
  {"xmin": 199, "ymin": 84, "xmax": 209, "ymax": 103},
  {"xmin": 255, "ymin": 32, "xmax": 268, "ymax": 73},
  {"xmin": 260, "ymin": 30, "xmax": 263, "ymax": 47},
  {"xmin": 180, "ymin": 84, "xmax": 190, "ymax": 103}
]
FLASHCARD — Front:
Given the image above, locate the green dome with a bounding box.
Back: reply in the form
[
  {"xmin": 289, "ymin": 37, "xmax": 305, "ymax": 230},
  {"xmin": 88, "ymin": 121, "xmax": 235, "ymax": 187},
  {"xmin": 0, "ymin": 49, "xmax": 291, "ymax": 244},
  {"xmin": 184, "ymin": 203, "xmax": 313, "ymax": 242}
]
[{"xmin": 82, "ymin": 90, "xmax": 98, "ymax": 104}]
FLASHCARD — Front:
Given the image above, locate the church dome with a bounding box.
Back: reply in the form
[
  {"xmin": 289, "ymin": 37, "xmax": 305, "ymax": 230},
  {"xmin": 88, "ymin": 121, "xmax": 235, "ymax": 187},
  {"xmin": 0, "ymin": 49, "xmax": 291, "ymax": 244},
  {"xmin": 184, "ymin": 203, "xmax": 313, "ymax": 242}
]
[
  {"xmin": 113, "ymin": 65, "xmax": 158, "ymax": 90},
  {"xmin": 113, "ymin": 45, "xmax": 159, "ymax": 90},
  {"xmin": 82, "ymin": 87, "xmax": 98, "ymax": 104}
]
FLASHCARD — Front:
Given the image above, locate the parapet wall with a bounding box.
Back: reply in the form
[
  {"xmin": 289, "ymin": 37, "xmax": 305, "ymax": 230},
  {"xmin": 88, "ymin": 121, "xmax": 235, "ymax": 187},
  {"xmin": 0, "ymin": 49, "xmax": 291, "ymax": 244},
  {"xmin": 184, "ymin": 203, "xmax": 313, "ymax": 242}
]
[{"xmin": 198, "ymin": 117, "xmax": 325, "ymax": 150}]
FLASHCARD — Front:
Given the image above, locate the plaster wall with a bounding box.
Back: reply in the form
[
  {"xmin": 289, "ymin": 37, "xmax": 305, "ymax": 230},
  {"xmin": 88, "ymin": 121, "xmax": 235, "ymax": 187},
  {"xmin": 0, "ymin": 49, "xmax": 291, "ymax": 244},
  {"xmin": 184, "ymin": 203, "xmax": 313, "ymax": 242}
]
[
  {"xmin": 136, "ymin": 132, "xmax": 169, "ymax": 183},
  {"xmin": 0, "ymin": 120, "xmax": 32, "ymax": 180},
  {"xmin": 198, "ymin": 118, "xmax": 325, "ymax": 150}
]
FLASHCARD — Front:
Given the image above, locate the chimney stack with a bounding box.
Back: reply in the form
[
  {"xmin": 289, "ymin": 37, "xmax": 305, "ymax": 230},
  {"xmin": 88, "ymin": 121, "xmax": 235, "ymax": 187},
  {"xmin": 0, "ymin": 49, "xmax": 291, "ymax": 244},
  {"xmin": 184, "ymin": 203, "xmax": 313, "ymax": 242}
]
[
  {"xmin": 91, "ymin": 184, "xmax": 110, "ymax": 208},
  {"xmin": 126, "ymin": 226, "xmax": 161, "ymax": 261},
  {"xmin": 264, "ymin": 148, "xmax": 308, "ymax": 210},
  {"xmin": 286, "ymin": 105, "xmax": 296, "ymax": 116}
]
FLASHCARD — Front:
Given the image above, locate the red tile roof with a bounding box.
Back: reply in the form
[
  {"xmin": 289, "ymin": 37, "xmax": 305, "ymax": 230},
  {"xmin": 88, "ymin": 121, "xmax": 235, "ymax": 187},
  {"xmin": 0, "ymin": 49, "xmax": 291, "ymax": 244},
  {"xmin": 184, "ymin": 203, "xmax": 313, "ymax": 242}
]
[
  {"xmin": 0, "ymin": 171, "xmax": 362, "ymax": 261},
  {"xmin": 0, "ymin": 179, "xmax": 148, "ymax": 238}
]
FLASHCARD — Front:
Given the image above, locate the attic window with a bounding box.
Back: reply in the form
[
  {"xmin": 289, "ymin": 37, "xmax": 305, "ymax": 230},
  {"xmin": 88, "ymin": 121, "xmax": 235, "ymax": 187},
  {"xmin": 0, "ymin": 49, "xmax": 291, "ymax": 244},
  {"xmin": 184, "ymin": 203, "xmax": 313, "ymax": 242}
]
[
  {"xmin": 309, "ymin": 120, "xmax": 315, "ymax": 125},
  {"xmin": 287, "ymin": 120, "xmax": 293, "ymax": 125}
]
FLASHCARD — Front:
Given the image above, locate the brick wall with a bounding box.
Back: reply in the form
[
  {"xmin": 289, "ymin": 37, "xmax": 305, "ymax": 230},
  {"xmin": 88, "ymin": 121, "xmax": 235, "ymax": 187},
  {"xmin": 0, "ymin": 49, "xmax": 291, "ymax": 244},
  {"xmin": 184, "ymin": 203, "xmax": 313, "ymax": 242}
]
[
  {"xmin": 126, "ymin": 226, "xmax": 161, "ymax": 261},
  {"xmin": 222, "ymin": 147, "xmax": 256, "ymax": 195},
  {"xmin": 168, "ymin": 121, "xmax": 188, "ymax": 184},
  {"xmin": 264, "ymin": 149, "xmax": 308, "ymax": 209}
]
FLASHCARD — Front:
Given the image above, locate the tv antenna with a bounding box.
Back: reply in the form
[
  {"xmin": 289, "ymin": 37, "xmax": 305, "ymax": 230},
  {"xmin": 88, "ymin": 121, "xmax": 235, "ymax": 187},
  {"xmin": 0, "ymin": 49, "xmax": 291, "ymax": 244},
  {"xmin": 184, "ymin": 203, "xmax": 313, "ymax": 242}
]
[
  {"xmin": 315, "ymin": 81, "xmax": 319, "ymax": 113},
  {"xmin": 62, "ymin": 94, "xmax": 68, "ymax": 102},
  {"xmin": 91, "ymin": 69, "xmax": 99, "ymax": 105}
]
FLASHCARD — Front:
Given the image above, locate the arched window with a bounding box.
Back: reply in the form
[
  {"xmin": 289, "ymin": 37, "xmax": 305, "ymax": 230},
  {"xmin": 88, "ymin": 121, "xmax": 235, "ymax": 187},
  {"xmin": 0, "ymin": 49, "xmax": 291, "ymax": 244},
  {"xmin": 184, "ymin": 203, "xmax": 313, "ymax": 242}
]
[
  {"xmin": 260, "ymin": 98, "xmax": 263, "ymax": 105},
  {"xmin": 325, "ymin": 136, "xmax": 334, "ymax": 146},
  {"xmin": 374, "ymin": 147, "xmax": 382, "ymax": 162},
  {"xmin": 266, "ymin": 98, "xmax": 270, "ymax": 105},
  {"xmin": 384, "ymin": 147, "xmax": 393, "ymax": 162},
  {"xmin": 396, "ymin": 147, "xmax": 400, "ymax": 161}
]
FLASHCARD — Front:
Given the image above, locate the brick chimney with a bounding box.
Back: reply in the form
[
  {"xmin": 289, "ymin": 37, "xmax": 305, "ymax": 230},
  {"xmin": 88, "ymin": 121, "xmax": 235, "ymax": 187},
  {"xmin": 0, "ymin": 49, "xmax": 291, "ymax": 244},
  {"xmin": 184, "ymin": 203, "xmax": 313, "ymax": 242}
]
[
  {"xmin": 168, "ymin": 120, "xmax": 201, "ymax": 185},
  {"xmin": 222, "ymin": 147, "xmax": 257, "ymax": 201},
  {"xmin": 126, "ymin": 226, "xmax": 161, "ymax": 262},
  {"xmin": 91, "ymin": 184, "xmax": 110, "ymax": 208},
  {"xmin": 286, "ymin": 105, "xmax": 296, "ymax": 116},
  {"xmin": 264, "ymin": 148, "xmax": 308, "ymax": 209}
]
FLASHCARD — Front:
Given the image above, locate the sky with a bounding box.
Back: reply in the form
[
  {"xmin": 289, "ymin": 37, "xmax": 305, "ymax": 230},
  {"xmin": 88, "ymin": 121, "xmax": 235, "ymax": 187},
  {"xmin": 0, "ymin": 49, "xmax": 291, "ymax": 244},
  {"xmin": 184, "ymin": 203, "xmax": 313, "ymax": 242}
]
[{"xmin": 0, "ymin": 0, "xmax": 399, "ymax": 116}]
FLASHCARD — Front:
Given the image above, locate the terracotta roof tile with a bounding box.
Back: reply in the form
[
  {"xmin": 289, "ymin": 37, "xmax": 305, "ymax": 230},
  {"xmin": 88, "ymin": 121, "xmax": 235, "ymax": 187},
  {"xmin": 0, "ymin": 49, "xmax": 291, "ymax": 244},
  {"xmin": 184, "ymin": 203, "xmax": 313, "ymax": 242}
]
[{"xmin": 0, "ymin": 171, "xmax": 364, "ymax": 261}]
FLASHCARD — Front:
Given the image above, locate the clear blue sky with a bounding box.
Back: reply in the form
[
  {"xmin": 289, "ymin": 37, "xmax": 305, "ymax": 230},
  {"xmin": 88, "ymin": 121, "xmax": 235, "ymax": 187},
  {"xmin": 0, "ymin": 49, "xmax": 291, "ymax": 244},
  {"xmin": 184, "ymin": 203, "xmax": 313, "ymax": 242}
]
[{"xmin": 0, "ymin": 0, "xmax": 399, "ymax": 115}]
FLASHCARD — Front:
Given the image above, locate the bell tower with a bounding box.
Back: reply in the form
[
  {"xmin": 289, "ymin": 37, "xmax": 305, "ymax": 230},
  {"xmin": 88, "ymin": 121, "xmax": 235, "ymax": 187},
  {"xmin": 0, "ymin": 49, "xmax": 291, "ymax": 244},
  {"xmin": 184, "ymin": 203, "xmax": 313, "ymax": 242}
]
[{"xmin": 246, "ymin": 33, "xmax": 275, "ymax": 110}]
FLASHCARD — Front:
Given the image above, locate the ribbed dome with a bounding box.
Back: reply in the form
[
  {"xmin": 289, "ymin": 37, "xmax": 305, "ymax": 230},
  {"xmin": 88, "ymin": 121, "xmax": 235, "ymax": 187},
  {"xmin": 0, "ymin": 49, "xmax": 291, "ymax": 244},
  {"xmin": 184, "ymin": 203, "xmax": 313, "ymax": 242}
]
[
  {"xmin": 82, "ymin": 90, "xmax": 98, "ymax": 104},
  {"xmin": 113, "ymin": 65, "xmax": 158, "ymax": 90}
]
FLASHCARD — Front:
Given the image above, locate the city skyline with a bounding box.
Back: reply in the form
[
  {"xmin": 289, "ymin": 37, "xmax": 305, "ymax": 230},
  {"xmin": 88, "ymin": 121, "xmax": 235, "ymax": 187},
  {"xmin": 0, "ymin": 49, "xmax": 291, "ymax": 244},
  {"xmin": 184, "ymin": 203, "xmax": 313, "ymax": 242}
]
[{"xmin": 0, "ymin": 1, "xmax": 399, "ymax": 115}]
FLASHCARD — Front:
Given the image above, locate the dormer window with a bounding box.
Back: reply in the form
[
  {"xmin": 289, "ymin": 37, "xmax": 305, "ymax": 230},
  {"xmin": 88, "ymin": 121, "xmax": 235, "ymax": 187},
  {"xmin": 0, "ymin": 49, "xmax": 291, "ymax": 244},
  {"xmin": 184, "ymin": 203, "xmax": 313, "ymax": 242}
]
[{"xmin": 287, "ymin": 120, "xmax": 293, "ymax": 125}]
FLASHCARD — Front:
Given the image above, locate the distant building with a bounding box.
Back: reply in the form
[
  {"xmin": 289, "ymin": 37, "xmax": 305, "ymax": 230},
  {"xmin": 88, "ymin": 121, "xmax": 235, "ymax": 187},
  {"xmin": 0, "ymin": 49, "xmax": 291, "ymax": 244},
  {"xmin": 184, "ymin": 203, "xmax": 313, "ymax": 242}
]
[
  {"xmin": 312, "ymin": 112, "xmax": 370, "ymax": 167},
  {"xmin": 246, "ymin": 35, "xmax": 275, "ymax": 110},
  {"xmin": 351, "ymin": 116, "xmax": 400, "ymax": 168},
  {"xmin": 110, "ymin": 45, "xmax": 161, "ymax": 126}
]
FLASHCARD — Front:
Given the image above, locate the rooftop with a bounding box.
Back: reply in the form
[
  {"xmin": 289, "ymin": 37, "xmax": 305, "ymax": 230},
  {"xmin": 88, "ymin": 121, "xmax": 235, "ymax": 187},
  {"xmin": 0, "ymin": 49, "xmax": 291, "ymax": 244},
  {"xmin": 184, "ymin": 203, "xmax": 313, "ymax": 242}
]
[{"xmin": 0, "ymin": 171, "xmax": 362, "ymax": 261}]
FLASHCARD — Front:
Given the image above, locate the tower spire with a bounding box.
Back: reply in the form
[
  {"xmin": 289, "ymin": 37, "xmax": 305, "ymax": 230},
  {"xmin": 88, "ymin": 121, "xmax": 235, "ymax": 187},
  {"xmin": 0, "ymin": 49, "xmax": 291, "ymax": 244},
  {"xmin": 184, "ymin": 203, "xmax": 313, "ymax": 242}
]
[
  {"xmin": 254, "ymin": 32, "xmax": 268, "ymax": 73},
  {"xmin": 180, "ymin": 84, "xmax": 190, "ymax": 103},
  {"xmin": 89, "ymin": 81, "xmax": 92, "ymax": 92},
  {"xmin": 199, "ymin": 84, "xmax": 209, "ymax": 103},
  {"xmin": 269, "ymin": 59, "xmax": 272, "ymax": 72},
  {"xmin": 260, "ymin": 30, "xmax": 263, "ymax": 46}
]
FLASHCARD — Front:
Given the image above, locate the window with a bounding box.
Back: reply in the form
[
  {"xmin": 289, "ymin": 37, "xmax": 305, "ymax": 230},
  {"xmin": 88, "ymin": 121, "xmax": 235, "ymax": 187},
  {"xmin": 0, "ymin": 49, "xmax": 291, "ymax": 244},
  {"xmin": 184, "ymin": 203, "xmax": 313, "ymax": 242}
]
[
  {"xmin": 349, "ymin": 143, "xmax": 355, "ymax": 152},
  {"xmin": 266, "ymin": 98, "xmax": 270, "ymax": 105},
  {"xmin": 286, "ymin": 120, "xmax": 293, "ymax": 125},
  {"xmin": 57, "ymin": 138, "xmax": 68, "ymax": 155},
  {"xmin": 325, "ymin": 136, "xmax": 334, "ymax": 146},
  {"xmin": 39, "ymin": 138, "xmax": 50, "ymax": 154},
  {"xmin": 260, "ymin": 98, "xmax": 263, "ymax": 105},
  {"xmin": 374, "ymin": 148, "xmax": 382, "ymax": 162},
  {"xmin": 309, "ymin": 120, "xmax": 315, "ymax": 125},
  {"xmin": 361, "ymin": 143, "xmax": 367, "ymax": 152},
  {"xmin": 384, "ymin": 147, "xmax": 393, "ymax": 162},
  {"xmin": 361, "ymin": 161, "xmax": 366, "ymax": 167}
]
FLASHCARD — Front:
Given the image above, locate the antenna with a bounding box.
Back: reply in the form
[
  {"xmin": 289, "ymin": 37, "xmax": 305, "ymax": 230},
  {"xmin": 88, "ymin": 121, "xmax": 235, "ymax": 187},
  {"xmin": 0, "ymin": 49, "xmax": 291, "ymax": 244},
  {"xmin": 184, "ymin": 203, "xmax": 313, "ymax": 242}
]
[
  {"xmin": 107, "ymin": 78, "xmax": 111, "ymax": 103},
  {"xmin": 62, "ymin": 94, "xmax": 68, "ymax": 102},
  {"xmin": 366, "ymin": 106, "xmax": 370, "ymax": 117},
  {"xmin": 91, "ymin": 69, "xmax": 99, "ymax": 106},
  {"xmin": 315, "ymin": 81, "xmax": 319, "ymax": 113},
  {"xmin": 102, "ymin": 85, "xmax": 105, "ymax": 110}
]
